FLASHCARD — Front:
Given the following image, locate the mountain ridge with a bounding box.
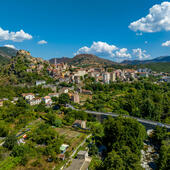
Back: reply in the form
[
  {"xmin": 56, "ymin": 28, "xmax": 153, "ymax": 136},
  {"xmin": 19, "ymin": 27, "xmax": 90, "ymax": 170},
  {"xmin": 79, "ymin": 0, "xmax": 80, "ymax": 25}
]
[
  {"xmin": 122, "ymin": 56, "xmax": 170, "ymax": 65},
  {"xmin": 49, "ymin": 54, "xmax": 116, "ymax": 66}
]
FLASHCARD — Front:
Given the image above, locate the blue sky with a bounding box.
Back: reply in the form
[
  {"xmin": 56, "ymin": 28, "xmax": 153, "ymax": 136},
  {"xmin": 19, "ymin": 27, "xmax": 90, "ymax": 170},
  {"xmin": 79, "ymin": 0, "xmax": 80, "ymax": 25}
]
[{"xmin": 0, "ymin": 0, "xmax": 170, "ymax": 62}]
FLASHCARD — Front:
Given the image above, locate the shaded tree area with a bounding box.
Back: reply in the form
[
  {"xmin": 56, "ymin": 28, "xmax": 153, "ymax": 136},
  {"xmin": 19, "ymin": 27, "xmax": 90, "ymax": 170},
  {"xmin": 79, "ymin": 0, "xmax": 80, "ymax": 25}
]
[
  {"xmin": 62, "ymin": 108, "xmax": 95, "ymax": 125},
  {"xmin": 89, "ymin": 117, "xmax": 146, "ymax": 170},
  {"xmin": 3, "ymin": 134, "xmax": 17, "ymax": 150},
  {"xmin": 151, "ymin": 126, "xmax": 170, "ymax": 170},
  {"xmin": 0, "ymin": 100, "xmax": 36, "ymax": 131},
  {"xmin": 0, "ymin": 85, "xmax": 53, "ymax": 99},
  {"xmin": 58, "ymin": 93, "xmax": 70, "ymax": 105}
]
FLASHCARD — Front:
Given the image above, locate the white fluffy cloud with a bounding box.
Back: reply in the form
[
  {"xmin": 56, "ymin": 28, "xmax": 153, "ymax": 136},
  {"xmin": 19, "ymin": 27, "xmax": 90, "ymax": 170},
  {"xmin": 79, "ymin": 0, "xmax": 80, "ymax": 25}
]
[
  {"xmin": 132, "ymin": 48, "xmax": 150, "ymax": 59},
  {"xmin": 162, "ymin": 40, "xmax": 170, "ymax": 46},
  {"xmin": 4, "ymin": 44, "xmax": 16, "ymax": 49},
  {"xmin": 38, "ymin": 40, "xmax": 47, "ymax": 45},
  {"xmin": 115, "ymin": 48, "xmax": 131, "ymax": 58},
  {"xmin": 129, "ymin": 1, "xmax": 170, "ymax": 32},
  {"xmin": 75, "ymin": 41, "xmax": 150, "ymax": 61},
  {"xmin": 75, "ymin": 41, "xmax": 118, "ymax": 58},
  {"xmin": 0, "ymin": 28, "xmax": 32, "ymax": 42}
]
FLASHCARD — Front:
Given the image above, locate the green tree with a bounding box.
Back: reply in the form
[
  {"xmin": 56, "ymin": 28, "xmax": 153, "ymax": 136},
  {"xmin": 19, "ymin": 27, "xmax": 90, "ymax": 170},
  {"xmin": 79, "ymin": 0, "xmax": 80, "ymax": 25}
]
[
  {"xmin": 118, "ymin": 146, "xmax": 141, "ymax": 169},
  {"xmin": 0, "ymin": 122, "xmax": 9, "ymax": 137},
  {"xmin": 158, "ymin": 140, "xmax": 170, "ymax": 170},
  {"xmin": 102, "ymin": 150, "xmax": 125, "ymax": 170},
  {"xmin": 103, "ymin": 117, "xmax": 146, "ymax": 155},
  {"xmin": 58, "ymin": 93, "xmax": 70, "ymax": 105},
  {"xmin": 30, "ymin": 123, "xmax": 60, "ymax": 145},
  {"xmin": 46, "ymin": 112, "xmax": 62, "ymax": 127},
  {"xmin": 152, "ymin": 126, "xmax": 167, "ymax": 146},
  {"xmin": 3, "ymin": 134, "xmax": 17, "ymax": 150}
]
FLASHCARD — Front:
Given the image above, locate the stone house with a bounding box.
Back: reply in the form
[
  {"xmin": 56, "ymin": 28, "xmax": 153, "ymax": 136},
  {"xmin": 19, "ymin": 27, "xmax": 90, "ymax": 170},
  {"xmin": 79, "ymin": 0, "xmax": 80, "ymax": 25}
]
[
  {"xmin": 28, "ymin": 98, "xmax": 42, "ymax": 106},
  {"xmin": 71, "ymin": 93, "xmax": 80, "ymax": 104}
]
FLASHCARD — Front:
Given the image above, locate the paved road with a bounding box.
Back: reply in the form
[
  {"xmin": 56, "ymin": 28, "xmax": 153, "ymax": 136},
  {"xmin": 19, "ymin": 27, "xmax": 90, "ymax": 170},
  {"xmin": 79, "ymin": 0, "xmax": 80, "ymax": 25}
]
[{"xmin": 66, "ymin": 104, "xmax": 170, "ymax": 130}]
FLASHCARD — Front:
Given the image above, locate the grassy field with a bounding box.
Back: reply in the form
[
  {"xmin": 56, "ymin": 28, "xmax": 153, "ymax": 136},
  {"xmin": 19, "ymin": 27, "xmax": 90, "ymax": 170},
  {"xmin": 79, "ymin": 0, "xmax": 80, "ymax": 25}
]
[
  {"xmin": 55, "ymin": 127, "xmax": 81, "ymax": 140},
  {"xmin": 55, "ymin": 127, "xmax": 87, "ymax": 153}
]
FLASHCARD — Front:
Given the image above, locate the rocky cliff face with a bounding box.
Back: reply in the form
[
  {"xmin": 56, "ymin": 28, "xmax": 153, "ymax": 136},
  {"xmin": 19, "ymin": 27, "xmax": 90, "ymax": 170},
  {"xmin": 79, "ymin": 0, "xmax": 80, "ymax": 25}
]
[{"xmin": 17, "ymin": 50, "xmax": 31, "ymax": 56}]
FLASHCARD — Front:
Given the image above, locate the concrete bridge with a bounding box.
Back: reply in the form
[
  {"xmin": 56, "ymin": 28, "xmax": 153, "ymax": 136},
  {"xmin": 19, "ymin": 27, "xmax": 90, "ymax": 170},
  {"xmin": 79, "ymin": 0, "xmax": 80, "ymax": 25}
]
[{"xmin": 66, "ymin": 104, "xmax": 170, "ymax": 131}]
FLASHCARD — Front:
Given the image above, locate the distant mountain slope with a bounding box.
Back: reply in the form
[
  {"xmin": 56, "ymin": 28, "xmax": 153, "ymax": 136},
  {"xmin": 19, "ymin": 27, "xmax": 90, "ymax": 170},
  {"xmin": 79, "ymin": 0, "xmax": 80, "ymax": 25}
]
[
  {"xmin": 49, "ymin": 57, "xmax": 72, "ymax": 64},
  {"xmin": 122, "ymin": 56, "xmax": 170, "ymax": 65},
  {"xmin": 0, "ymin": 47, "xmax": 17, "ymax": 58},
  {"xmin": 0, "ymin": 47, "xmax": 17, "ymax": 65},
  {"xmin": 136, "ymin": 62, "xmax": 170, "ymax": 73},
  {"xmin": 49, "ymin": 54, "xmax": 116, "ymax": 66}
]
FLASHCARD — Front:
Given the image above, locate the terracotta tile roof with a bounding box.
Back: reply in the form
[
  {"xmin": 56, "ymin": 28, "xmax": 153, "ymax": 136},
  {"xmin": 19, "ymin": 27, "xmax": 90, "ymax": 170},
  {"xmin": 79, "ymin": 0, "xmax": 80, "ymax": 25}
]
[{"xmin": 22, "ymin": 93, "xmax": 34, "ymax": 97}]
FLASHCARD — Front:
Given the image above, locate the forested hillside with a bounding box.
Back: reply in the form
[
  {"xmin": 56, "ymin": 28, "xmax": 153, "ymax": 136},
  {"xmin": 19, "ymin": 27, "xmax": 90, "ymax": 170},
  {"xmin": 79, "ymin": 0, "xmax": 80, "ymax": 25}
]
[
  {"xmin": 136, "ymin": 62, "xmax": 170, "ymax": 73},
  {"xmin": 0, "ymin": 50, "xmax": 53, "ymax": 85},
  {"xmin": 82, "ymin": 79, "xmax": 170, "ymax": 124}
]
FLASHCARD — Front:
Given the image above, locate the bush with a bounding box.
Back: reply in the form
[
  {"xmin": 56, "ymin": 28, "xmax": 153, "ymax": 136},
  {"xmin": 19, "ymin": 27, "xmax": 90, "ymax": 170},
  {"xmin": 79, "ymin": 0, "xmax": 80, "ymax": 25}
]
[
  {"xmin": 3, "ymin": 134, "xmax": 17, "ymax": 150},
  {"xmin": 0, "ymin": 122, "xmax": 9, "ymax": 137}
]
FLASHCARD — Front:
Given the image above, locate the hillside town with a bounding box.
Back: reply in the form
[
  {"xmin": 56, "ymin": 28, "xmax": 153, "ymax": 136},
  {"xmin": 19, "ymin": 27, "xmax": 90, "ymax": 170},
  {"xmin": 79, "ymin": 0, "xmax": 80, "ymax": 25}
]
[{"xmin": 0, "ymin": 50, "xmax": 170, "ymax": 109}]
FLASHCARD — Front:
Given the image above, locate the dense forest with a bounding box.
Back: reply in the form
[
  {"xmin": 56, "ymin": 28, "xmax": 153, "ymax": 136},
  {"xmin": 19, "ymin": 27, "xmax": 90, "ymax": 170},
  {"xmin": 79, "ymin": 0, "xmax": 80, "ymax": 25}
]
[{"xmin": 83, "ymin": 79, "xmax": 170, "ymax": 124}]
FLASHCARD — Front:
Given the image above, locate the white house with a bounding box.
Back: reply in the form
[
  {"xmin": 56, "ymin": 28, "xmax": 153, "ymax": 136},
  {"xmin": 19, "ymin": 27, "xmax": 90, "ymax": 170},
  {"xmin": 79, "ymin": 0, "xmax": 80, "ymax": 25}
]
[
  {"xmin": 103, "ymin": 72, "xmax": 110, "ymax": 84},
  {"xmin": 28, "ymin": 98, "xmax": 42, "ymax": 106},
  {"xmin": 77, "ymin": 150, "xmax": 88, "ymax": 160},
  {"xmin": 36, "ymin": 80, "xmax": 46, "ymax": 86},
  {"xmin": 42, "ymin": 96, "xmax": 52, "ymax": 105},
  {"xmin": 22, "ymin": 93, "xmax": 35, "ymax": 101}
]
